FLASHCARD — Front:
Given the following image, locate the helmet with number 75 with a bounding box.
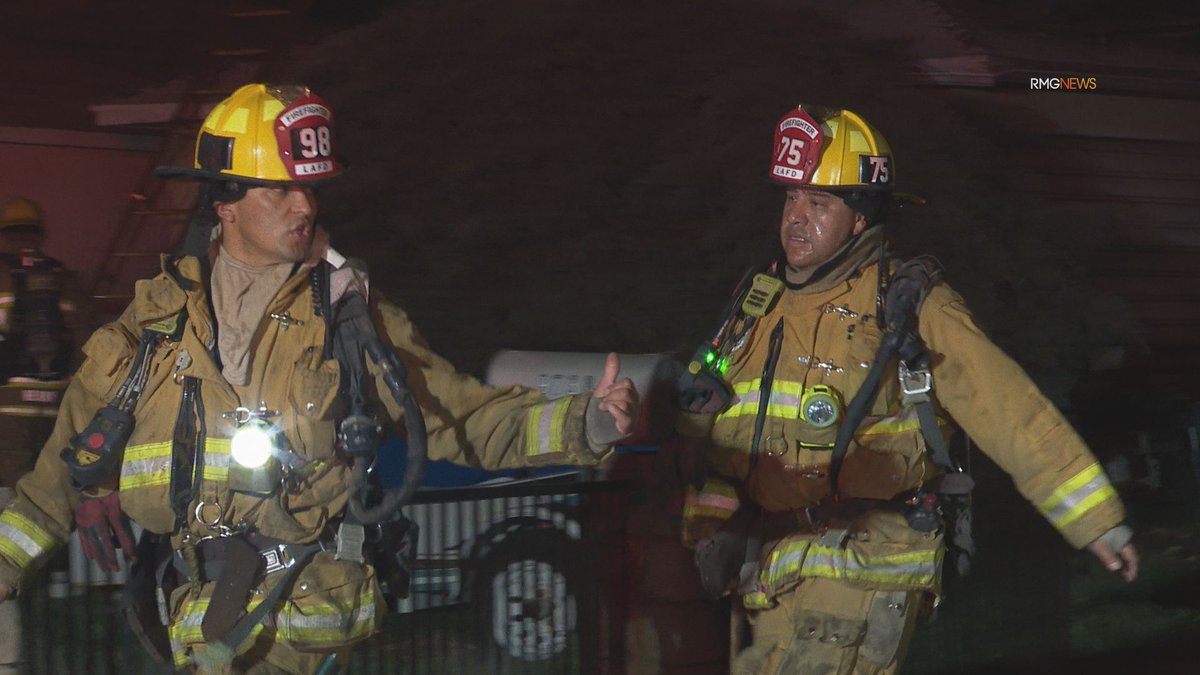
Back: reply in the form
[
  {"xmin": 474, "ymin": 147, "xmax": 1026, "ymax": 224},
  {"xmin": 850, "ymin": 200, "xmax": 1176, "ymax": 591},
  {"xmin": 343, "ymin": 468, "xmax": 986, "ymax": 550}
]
[
  {"xmin": 768, "ymin": 104, "xmax": 893, "ymax": 192},
  {"xmin": 154, "ymin": 83, "xmax": 343, "ymax": 186}
]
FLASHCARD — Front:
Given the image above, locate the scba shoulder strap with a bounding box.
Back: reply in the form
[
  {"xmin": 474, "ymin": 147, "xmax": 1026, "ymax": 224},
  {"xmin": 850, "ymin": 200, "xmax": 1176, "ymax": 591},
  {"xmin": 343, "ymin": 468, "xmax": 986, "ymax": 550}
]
[{"xmin": 828, "ymin": 254, "xmax": 951, "ymax": 494}]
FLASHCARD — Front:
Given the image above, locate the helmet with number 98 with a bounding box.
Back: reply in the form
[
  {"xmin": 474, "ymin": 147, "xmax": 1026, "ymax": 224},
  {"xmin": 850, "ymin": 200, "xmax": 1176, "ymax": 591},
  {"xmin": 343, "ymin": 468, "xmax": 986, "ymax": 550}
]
[{"xmin": 155, "ymin": 83, "xmax": 342, "ymax": 186}]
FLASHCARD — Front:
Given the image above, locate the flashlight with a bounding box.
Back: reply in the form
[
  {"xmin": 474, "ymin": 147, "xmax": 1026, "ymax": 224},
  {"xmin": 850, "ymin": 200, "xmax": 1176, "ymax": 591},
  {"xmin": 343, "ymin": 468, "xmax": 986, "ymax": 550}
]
[
  {"xmin": 231, "ymin": 419, "xmax": 276, "ymax": 468},
  {"xmin": 800, "ymin": 385, "xmax": 842, "ymax": 429}
]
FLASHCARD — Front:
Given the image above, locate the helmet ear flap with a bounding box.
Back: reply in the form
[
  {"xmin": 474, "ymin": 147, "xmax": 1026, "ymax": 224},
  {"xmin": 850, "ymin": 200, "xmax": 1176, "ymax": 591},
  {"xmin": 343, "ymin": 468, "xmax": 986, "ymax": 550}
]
[
  {"xmin": 207, "ymin": 180, "xmax": 248, "ymax": 205},
  {"xmin": 839, "ymin": 190, "xmax": 890, "ymax": 226}
]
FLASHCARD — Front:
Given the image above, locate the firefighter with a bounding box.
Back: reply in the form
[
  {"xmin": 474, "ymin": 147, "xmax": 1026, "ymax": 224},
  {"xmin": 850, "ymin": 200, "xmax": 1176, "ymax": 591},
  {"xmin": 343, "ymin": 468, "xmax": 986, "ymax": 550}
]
[
  {"xmin": 0, "ymin": 196, "xmax": 81, "ymax": 673},
  {"xmin": 0, "ymin": 83, "xmax": 638, "ymax": 674},
  {"xmin": 678, "ymin": 104, "xmax": 1137, "ymax": 674}
]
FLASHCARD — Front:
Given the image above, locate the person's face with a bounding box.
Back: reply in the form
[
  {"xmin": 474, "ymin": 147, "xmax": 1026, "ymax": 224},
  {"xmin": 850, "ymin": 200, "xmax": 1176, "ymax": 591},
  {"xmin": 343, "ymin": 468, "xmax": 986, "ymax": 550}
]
[
  {"xmin": 778, "ymin": 188, "xmax": 867, "ymax": 273},
  {"xmin": 216, "ymin": 185, "xmax": 316, "ymax": 267},
  {"xmin": 0, "ymin": 226, "xmax": 45, "ymax": 255}
]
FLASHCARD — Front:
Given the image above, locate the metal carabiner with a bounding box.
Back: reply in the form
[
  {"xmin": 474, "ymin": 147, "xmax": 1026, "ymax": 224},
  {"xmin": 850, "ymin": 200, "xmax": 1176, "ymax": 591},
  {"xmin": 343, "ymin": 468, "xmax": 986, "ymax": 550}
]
[{"xmin": 194, "ymin": 499, "xmax": 224, "ymax": 528}]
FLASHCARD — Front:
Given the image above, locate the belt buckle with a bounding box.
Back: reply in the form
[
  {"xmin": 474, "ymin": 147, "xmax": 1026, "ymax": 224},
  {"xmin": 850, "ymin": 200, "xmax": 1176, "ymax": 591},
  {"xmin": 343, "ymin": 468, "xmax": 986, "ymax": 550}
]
[{"xmin": 261, "ymin": 544, "xmax": 292, "ymax": 575}]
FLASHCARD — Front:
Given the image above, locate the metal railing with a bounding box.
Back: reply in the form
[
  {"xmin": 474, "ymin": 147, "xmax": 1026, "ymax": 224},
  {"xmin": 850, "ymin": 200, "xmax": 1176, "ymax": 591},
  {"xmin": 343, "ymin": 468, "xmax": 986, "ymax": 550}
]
[{"xmin": 16, "ymin": 476, "xmax": 634, "ymax": 674}]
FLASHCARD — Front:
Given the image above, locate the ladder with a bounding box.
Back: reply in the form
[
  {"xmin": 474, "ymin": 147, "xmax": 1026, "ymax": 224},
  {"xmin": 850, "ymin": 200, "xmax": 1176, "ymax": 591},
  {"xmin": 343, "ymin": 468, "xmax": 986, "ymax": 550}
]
[{"xmin": 85, "ymin": 2, "xmax": 317, "ymax": 324}]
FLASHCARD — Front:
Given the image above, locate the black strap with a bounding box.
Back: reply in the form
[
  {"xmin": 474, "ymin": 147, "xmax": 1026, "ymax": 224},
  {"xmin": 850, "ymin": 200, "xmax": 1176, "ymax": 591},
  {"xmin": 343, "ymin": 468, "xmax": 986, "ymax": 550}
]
[
  {"xmin": 828, "ymin": 256, "xmax": 943, "ymax": 497},
  {"xmin": 914, "ymin": 400, "xmax": 953, "ymax": 471},
  {"xmin": 207, "ymin": 542, "xmax": 322, "ymax": 653},
  {"xmin": 748, "ymin": 318, "xmax": 785, "ymax": 476},
  {"xmin": 828, "ymin": 330, "xmax": 905, "ymax": 494}
]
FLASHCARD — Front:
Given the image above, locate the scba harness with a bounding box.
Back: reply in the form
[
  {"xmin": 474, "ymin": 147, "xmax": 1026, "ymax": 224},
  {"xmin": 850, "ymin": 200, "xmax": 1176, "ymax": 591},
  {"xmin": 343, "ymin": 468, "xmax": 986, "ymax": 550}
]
[
  {"xmin": 680, "ymin": 248, "xmax": 976, "ymax": 599},
  {"xmin": 60, "ymin": 254, "xmax": 428, "ymax": 663},
  {"xmin": 0, "ymin": 251, "xmax": 73, "ymax": 381}
]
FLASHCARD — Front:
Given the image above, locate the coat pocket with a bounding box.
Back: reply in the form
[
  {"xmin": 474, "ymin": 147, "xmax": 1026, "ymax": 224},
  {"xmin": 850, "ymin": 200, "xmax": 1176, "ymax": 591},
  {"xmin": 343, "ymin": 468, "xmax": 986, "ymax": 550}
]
[
  {"xmin": 275, "ymin": 552, "xmax": 384, "ymax": 650},
  {"xmin": 77, "ymin": 325, "xmax": 137, "ymax": 401},
  {"xmin": 288, "ymin": 347, "xmax": 342, "ymax": 458}
]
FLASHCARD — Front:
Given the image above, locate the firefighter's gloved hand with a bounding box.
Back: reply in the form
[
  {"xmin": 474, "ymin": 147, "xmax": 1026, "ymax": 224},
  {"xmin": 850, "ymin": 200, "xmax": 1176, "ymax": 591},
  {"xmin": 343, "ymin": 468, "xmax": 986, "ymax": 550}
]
[
  {"xmin": 74, "ymin": 493, "xmax": 136, "ymax": 573},
  {"xmin": 1086, "ymin": 524, "xmax": 1138, "ymax": 583},
  {"xmin": 586, "ymin": 353, "xmax": 640, "ymax": 452}
]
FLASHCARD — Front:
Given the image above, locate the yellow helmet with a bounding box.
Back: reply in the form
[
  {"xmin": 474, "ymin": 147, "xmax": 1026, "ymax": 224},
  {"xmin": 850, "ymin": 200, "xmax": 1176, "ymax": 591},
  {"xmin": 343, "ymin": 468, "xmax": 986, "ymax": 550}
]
[
  {"xmin": 155, "ymin": 83, "xmax": 342, "ymax": 186},
  {"xmin": 0, "ymin": 197, "xmax": 44, "ymax": 231},
  {"xmin": 769, "ymin": 104, "xmax": 893, "ymax": 191}
]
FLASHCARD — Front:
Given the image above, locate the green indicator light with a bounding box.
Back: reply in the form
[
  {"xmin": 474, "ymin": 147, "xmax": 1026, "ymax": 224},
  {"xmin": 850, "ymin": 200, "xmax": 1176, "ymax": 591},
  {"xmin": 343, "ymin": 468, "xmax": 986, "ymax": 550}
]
[
  {"xmin": 718, "ymin": 358, "xmax": 730, "ymax": 374},
  {"xmin": 705, "ymin": 352, "xmax": 716, "ymax": 364}
]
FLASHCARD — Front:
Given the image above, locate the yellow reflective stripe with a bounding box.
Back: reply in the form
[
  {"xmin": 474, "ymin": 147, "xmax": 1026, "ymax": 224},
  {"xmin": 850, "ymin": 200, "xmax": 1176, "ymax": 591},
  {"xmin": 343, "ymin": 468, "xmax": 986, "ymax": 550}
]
[
  {"xmin": 204, "ymin": 438, "xmax": 232, "ymax": 481},
  {"xmin": 683, "ymin": 479, "xmax": 741, "ymax": 520},
  {"xmin": 0, "ymin": 293, "xmax": 14, "ymax": 307},
  {"xmin": 743, "ymin": 537, "xmax": 940, "ymax": 608},
  {"xmin": 120, "ymin": 441, "xmax": 173, "ymax": 489},
  {"xmin": 1038, "ymin": 463, "xmax": 1117, "ymax": 528},
  {"xmin": 0, "ymin": 511, "xmax": 56, "ymax": 568},
  {"xmin": 277, "ymin": 589, "xmax": 379, "ymax": 646},
  {"xmin": 857, "ymin": 406, "xmax": 950, "ymax": 437},
  {"xmin": 169, "ymin": 596, "xmax": 267, "ymax": 667},
  {"xmin": 0, "ymin": 380, "xmax": 69, "ymax": 390},
  {"xmin": 525, "ymin": 399, "xmax": 570, "ymax": 457},
  {"xmin": 120, "ymin": 438, "xmax": 233, "ymax": 490},
  {"xmin": 0, "ymin": 406, "xmax": 59, "ymax": 417},
  {"xmin": 717, "ymin": 379, "xmax": 805, "ymax": 421}
]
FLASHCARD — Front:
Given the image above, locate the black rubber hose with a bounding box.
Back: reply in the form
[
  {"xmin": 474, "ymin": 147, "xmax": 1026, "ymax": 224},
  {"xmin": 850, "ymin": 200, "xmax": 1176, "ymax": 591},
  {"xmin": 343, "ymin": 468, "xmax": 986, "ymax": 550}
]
[{"xmin": 347, "ymin": 340, "xmax": 428, "ymax": 523}]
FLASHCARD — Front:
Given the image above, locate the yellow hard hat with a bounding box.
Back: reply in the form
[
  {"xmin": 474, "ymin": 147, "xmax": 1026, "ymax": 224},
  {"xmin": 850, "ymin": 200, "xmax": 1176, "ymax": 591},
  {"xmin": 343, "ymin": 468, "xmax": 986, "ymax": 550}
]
[
  {"xmin": 0, "ymin": 197, "xmax": 44, "ymax": 230},
  {"xmin": 769, "ymin": 104, "xmax": 893, "ymax": 191},
  {"xmin": 155, "ymin": 83, "xmax": 343, "ymax": 186}
]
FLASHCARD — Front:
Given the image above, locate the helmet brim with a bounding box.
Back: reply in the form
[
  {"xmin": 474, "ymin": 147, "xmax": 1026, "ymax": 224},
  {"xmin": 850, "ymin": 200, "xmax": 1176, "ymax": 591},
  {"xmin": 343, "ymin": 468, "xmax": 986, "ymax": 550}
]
[
  {"xmin": 152, "ymin": 163, "xmax": 346, "ymax": 187},
  {"xmin": 763, "ymin": 175, "xmax": 928, "ymax": 205}
]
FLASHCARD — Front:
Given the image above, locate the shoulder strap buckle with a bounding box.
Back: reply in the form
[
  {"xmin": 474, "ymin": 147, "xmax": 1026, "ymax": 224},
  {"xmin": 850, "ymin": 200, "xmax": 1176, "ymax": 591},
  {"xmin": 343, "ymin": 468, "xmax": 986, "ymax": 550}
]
[{"xmin": 898, "ymin": 359, "xmax": 932, "ymax": 400}]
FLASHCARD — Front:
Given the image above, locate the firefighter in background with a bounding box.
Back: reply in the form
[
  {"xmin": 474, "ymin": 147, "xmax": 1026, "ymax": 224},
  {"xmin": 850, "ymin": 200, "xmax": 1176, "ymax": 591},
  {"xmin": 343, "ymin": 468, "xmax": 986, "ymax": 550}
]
[
  {"xmin": 0, "ymin": 83, "xmax": 638, "ymax": 674},
  {"xmin": 678, "ymin": 104, "xmax": 1137, "ymax": 674},
  {"xmin": 0, "ymin": 196, "xmax": 79, "ymax": 674}
]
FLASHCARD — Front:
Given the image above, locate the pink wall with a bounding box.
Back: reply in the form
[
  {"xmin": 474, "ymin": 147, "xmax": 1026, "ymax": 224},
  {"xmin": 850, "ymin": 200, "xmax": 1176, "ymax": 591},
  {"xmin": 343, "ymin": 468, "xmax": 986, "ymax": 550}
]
[{"xmin": 0, "ymin": 127, "xmax": 158, "ymax": 289}]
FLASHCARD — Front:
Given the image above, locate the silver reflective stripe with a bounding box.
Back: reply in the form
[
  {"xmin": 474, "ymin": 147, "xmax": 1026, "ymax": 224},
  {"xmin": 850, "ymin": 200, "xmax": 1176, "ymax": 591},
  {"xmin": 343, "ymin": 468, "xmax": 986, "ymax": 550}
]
[
  {"xmin": 1039, "ymin": 464, "xmax": 1117, "ymax": 529},
  {"xmin": 525, "ymin": 399, "xmax": 569, "ymax": 457},
  {"xmin": 280, "ymin": 603, "xmax": 376, "ymax": 631},
  {"xmin": 0, "ymin": 521, "xmax": 47, "ymax": 563}
]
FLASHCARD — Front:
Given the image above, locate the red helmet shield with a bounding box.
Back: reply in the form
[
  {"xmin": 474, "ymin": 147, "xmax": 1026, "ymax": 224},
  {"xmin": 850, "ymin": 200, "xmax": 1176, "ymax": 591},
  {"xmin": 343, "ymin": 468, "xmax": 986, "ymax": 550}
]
[
  {"xmin": 273, "ymin": 92, "xmax": 338, "ymax": 181},
  {"xmin": 769, "ymin": 107, "xmax": 824, "ymax": 186}
]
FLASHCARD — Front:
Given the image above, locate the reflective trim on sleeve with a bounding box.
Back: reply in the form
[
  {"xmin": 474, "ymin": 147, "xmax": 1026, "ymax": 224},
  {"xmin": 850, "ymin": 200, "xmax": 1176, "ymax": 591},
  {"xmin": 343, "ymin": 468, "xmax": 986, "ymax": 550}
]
[
  {"xmin": 742, "ymin": 536, "xmax": 941, "ymax": 609},
  {"xmin": 717, "ymin": 379, "xmax": 805, "ymax": 421},
  {"xmin": 1038, "ymin": 463, "xmax": 1118, "ymax": 529},
  {"xmin": 0, "ymin": 293, "xmax": 14, "ymax": 307},
  {"xmin": 525, "ymin": 399, "xmax": 571, "ymax": 457},
  {"xmin": 0, "ymin": 510, "xmax": 56, "ymax": 568},
  {"xmin": 684, "ymin": 479, "xmax": 741, "ymax": 521}
]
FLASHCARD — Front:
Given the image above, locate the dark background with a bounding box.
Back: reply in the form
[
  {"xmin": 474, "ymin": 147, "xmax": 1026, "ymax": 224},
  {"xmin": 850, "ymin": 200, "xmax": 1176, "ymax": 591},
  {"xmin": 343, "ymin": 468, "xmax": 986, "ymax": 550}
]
[{"xmin": 3, "ymin": 0, "xmax": 1200, "ymax": 672}]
